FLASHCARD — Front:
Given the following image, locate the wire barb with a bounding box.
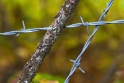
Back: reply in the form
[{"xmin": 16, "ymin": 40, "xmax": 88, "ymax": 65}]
[
  {"xmin": 80, "ymin": 16, "xmax": 90, "ymax": 35},
  {"xmin": 70, "ymin": 59, "xmax": 85, "ymax": 73},
  {"xmin": 16, "ymin": 20, "xmax": 26, "ymax": 37},
  {"xmin": 22, "ymin": 20, "xmax": 26, "ymax": 30}
]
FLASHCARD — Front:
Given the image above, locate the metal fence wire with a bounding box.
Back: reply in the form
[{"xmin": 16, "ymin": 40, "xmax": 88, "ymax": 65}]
[{"xmin": 0, "ymin": 0, "xmax": 123, "ymax": 83}]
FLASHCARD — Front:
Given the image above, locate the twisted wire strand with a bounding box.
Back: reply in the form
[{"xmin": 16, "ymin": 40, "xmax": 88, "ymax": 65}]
[
  {"xmin": 64, "ymin": 0, "xmax": 114, "ymax": 83},
  {"xmin": 65, "ymin": 20, "xmax": 124, "ymax": 28},
  {"xmin": 0, "ymin": 19, "xmax": 124, "ymax": 36},
  {"xmin": 0, "ymin": 27, "xmax": 51, "ymax": 36}
]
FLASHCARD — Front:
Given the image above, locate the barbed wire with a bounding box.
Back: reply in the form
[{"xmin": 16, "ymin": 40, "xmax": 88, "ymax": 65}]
[
  {"xmin": 1, "ymin": 19, "xmax": 124, "ymax": 36},
  {"xmin": 64, "ymin": 0, "xmax": 114, "ymax": 83},
  {"xmin": 0, "ymin": 0, "xmax": 123, "ymax": 83},
  {"xmin": 1, "ymin": 16, "xmax": 124, "ymax": 36},
  {"xmin": 66, "ymin": 19, "xmax": 124, "ymax": 28},
  {"xmin": 0, "ymin": 19, "xmax": 124, "ymax": 36}
]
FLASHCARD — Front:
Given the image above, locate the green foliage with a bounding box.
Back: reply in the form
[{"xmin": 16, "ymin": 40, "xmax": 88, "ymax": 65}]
[
  {"xmin": 114, "ymin": 80, "xmax": 123, "ymax": 83},
  {"xmin": 33, "ymin": 73, "xmax": 64, "ymax": 83},
  {"xmin": 7, "ymin": 73, "xmax": 64, "ymax": 83}
]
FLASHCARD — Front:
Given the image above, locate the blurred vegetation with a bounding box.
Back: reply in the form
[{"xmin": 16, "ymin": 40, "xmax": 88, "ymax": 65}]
[
  {"xmin": 8, "ymin": 73, "xmax": 64, "ymax": 83},
  {"xmin": 0, "ymin": 0, "xmax": 124, "ymax": 83}
]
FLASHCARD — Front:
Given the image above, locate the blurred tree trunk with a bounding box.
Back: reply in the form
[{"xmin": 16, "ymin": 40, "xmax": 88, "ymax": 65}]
[{"xmin": 17, "ymin": 0, "xmax": 80, "ymax": 83}]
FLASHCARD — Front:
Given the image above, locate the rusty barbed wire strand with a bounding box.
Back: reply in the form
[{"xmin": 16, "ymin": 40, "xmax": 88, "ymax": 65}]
[{"xmin": 64, "ymin": 0, "xmax": 114, "ymax": 83}]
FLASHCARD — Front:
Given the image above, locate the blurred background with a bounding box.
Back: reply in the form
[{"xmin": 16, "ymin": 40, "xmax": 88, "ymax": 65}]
[{"xmin": 0, "ymin": 0, "xmax": 124, "ymax": 83}]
